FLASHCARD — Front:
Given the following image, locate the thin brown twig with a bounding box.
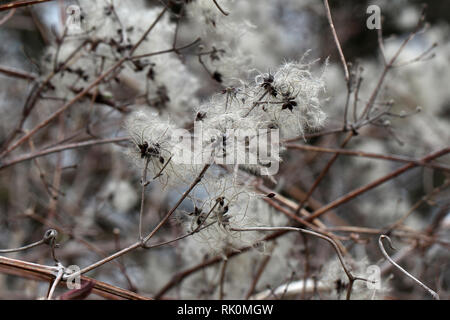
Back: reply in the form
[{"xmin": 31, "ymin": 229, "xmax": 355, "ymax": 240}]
[
  {"xmin": 0, "ymin": 39, "xmax": 89, "ymax": 153},
  {"xmin": 0, "ymin": 0, "xmax": 55, "ymax": 12},
  {"xmin": 352, "ymin": 72, "xmax": 363, "ymax": 123},
  {"xmin": 244, "ymin": 244, "xmax": 275, "ymax": 300},
  {"xmin": 24, "ymin": 211, "xmax": 142, "ymax": 289},
  {"xmin": 359, "ymin": 9, "xmax": 427, "ymax": 120},
  {"xmin": 282, "ymin": 128, "xmax": 346, "ymax": 143},
  {"xmin": 1, "ymin": 4, "xmax": 172, "ymax": 159},
  {"xmin": 286, "ymin": 143, "xmax": 450, "ymax": 172},
  {"xmin": 154, "ymin": 229, "xmax": 289, "ymax": 299},
  {"xmin": 112, "ymin": 229, "xmax": 138, "ymax": 292},
  {"xmin": 0, "ymin": 65, "xmax": 36, "ymax": 80},
  {"xmin": 323, "ymin": 0, "xmax": 349, "ymax": 82},
  {"xmin": 0, "ymin": 137, "xmax": 128, "ymax": 170},
  {"xmin": 280, "ymin": 271, "xmax": 296, "ymax": 300},
  {"xmin": 306, "ymin": 147, "xmax": 450, "ymax": 221},
  {"xmin": 0, "ymin": 58, "xmax": 128, "ymax": 159},
  {"xmin": 393, "ymin": 42, "xmax": 437, "ymax": 68},
  {"xmin": 387, "ymin": 180, "xmax": 450, "ymax": 232},
  {"xmin": 142, "ymin": 164, "xmax": 211, "ymax": 244},
  {"xmin": 129, "ymin": 6, "xmax": 168, "ymax": 55},
  {"xmin": 64, "ymin": 164, "xmax": 211, "ymax": 278},
  {"xmin": 324, "ymin": 225, "xmax": 450, "ymax": 248},
  {"xmin": 131, "ymin": 37, "xmax": 201, "ymax": 60},
  {"xmin": 295, "ymin": 132, "xmax": 353, "ymax": 214}
]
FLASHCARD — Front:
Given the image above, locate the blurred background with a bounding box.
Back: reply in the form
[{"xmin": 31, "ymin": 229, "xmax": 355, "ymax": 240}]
[{"xmin": 0, "ymin": 0, "xmax": 448, "ymax": 299}]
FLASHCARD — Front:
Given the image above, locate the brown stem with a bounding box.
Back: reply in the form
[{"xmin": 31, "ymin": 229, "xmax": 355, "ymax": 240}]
[
  {"xmin": 131, "ymin": 38, "xmax": 201, "ymax": 60},
  {"xmin": 0, "ymin": 58, "xmax": 128, "ymax": 159},
  {"xmin": 154, "ymin": 230, "xmax": 288, "ymax": 299},
  {"xmin": 323, "ymin": 0, "xmax": 349, "ymax": 82},
  {"xmin": 0, "ymin": 256, "xmax": 150, "ymax": 300},
  {"xmin": 244, "ymin": 244, "xmax": 275, "ymax": 299},
  {"xmin": 129, "ymin": 6, "xmax": 168, "ymax": 55},
  {"xmin": 142, "ymin": 164, "xmax": 210, "ymax": 244},
  {"xmin": 212, "ymin": 0, "xmax": 229, "ymax": 16},
  {"xmin": 0, "ymin": 137, "xmax": 128, "ymax": 170},
  {"xmin": 306, "ymin": 147, "xmax": 450, "ymax": 221},
  {"xmin": 286, "ymin": 143, "xmax": 450, "ymax": 172},
  {"xmin": 295, "ymin": 132, "xmax": 353, "ymax": 214},
  {"xmin": 68, "ymin": 164, "xmax": 211, "ymax": 277},
  {"xmin": 0, "ymin": 0, "xmax": 55, "ymax": 12},
  {"xmin": 0, "ymin": 65, "xmax": 36, "ymax": 80}
]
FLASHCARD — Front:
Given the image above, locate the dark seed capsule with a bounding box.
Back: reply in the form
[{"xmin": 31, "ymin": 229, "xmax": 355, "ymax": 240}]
[
  {"xmin": 139, "ymin": 142, "xmax": 149, "ymax": 158},
  {"xmin": 282, "ymin": 101, "xmax": 295, "ymax": 112},
  {"xmin": 212, "ymin": 71, "xmax": 222, "ymax": 83},
  {"xmin": 196, "ymin": 112, "xmax": 206, "ymax": 121},
  {"xmin": 270, "ymin": 88, "xmax": 278, "ymax": 97}
]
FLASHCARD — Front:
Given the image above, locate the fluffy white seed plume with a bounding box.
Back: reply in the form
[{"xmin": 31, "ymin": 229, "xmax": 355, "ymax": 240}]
[
  {"xmin": 195, "ymin": 60, "xmax": 327, "ymax": 140},
  {"xmin": 41, "ymin": 0, "xmax": 199, "ymax": 118},
  {"xmin": 125, "ymin": 110, "xmax": 176, "ymax": 181},
  {"xmin": 248, "ymin": 60, "xmax": 327, "ymax": 138}
]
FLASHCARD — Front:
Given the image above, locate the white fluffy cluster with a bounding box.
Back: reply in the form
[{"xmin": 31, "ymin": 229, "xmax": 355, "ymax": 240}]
[
  {"xmin": 125, "ymin": 110, "xmax": 176, "ymax": 179},
  {"xmin": 124, "ymin": 55, "xmax": 327, "ymax": 258},
  {"xmin": 179, "ymin": 169, "xmax": 291, "ymax": 253},
  {"xmin": 196, "ymin": 60, "xmax": 327, "ymax": 140},
  {"xmin": 125, "ymin": 57, "xmax": 327, "ymax": 186},
  {"xmin": 111, "ymin": 0, "xmax": 327, "ymax": 271},
  {"xmin": 41, "ymin": 0, "xmax": 199, "ymax": 122},
  {"xmin": 125, "ymin": 109, "xmax": 286, "ymax": 254},
  {"xmin": 184, "ymin": 0, "xmax": 254, "ymax": 85}
]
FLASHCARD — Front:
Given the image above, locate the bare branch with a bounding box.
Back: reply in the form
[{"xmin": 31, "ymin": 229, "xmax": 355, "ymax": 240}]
[{"xmin": 378, "ymin": 235, "xmax": 440, "ymax": 300}]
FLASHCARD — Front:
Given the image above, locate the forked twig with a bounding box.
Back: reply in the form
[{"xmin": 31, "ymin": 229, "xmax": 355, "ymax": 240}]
[
  {"xmin": 231, "ymin": 226, "xmax": 369, "ymax": 300},
  {"xmin": 47, "ymin": 263, "xmax": 64, "ymax": 300},
  {"xmin": 306, "ymin": 147, "xmax": 450, "ymax": 221}
]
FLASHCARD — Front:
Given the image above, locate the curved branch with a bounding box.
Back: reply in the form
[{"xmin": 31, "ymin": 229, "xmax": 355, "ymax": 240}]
[
  {"xmin": 212, "ymin": 0, "xmax": 229, "ymax": 16},
  {"xmin": 232, "ymin": 226, "xmax": 369, "ymax": 300},
  {"xmin": 378, "ymin": 235, "xmax": 440, "ymax": 300}
]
